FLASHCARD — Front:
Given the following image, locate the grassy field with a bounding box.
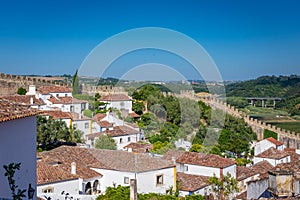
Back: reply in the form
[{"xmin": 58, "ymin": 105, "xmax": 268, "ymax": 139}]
[
  {"xmin": 241, "ymin": 106, "xmax": 300, "ymax": 133},
  {"xmin": 268, "ymin": 122, "xmax": 300, "ymax": 133}
]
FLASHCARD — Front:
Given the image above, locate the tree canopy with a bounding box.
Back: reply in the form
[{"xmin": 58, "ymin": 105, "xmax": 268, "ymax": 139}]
[
  {"xmin": 36, "ymin": 115, "xmax": 83, "ymax": 151},
  {"xmin": 95, "ymin": 135, "xmax": 117, "ymax": 150}
]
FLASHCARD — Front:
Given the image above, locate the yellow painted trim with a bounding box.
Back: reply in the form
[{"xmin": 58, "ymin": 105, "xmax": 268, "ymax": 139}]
[
  {"xmin": 90, "ymin": 120, "xmax": 92, "ymax": 134},
  {"xmin": 173, "ymin": 166, "xmax": 177, "ymax": 192},
  {"xmin": 70, "ymin": 119, "xmax": 72, "ymax": 127}
]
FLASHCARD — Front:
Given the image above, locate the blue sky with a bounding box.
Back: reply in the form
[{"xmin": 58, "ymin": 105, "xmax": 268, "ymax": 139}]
[{"xmin": 0, "ymin": 0, "xmax": 299, "ymax": 80}]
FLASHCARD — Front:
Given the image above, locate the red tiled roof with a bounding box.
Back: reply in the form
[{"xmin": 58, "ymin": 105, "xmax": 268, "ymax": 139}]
[
  {"xmin": 129, "ymin": 112, "xmax": 140, "ymax": 118},
  {"xmin": 177, "ymin": 172, "xmax": 209, "ymax": 192},
  {"xmin": 48, "ymin": 96, "xmax": 87, "ymax": 104},
  {"xmin": 163, "ymin": 150, "xmax": 185, "ymax": 161},
  {"xmin": 284, "ymin": 150, "xmax": 300, "ymax": 162},
  {"xmin": 236, "ymin": 160, "xmax": 274, "ymax": 181},
  {"xmin": 38, "ymin": 146, "xmax": 103, "ymax": 181},
  {"xmin": 41, "ymin": 110, "xmax": 72, "ymax": 119},
  {"xmin": 99, "ymin": 94, "xmax": 131, "ymax": 101},
  {"xmin": 266, "ymin": 137, "xmax": 283, "ymax": 146},
  {"xmin": 255, "ymin": 147, "xmax": 289, "ymax": 159},
  {"xmin": 93, "ymin": 113, "xmax": 106, "ymax": 121},
  {"xmin": 97, "ymin": 120, "xmax": 113, "ymax": 128},
  {"xmin": 123, "ymin": 142, "xmax": 153, "ymax": 153},
  {"xmin": 39, "ymin": 146, "xmax": 174, "ymax": 175},
  {"xmin": 38, "ymin": 86, "xmax": 72, "ymax": 94},
  {"xmin": 87, "ymin": 126, "xmax": 138, "ymax": 139},
  {"xmin": 176, "ymin": 152, "xmax": 236, "ymax": 168},
  {"xmin": 37, "ymin": 161, "xmax": 79, "ymax": 185},
  {"xmin": 0, "ymin": 98, "xmax": 40, "ymax": 123},
  {"xmin": 0, "ymin": 95, "xmax": 45, "ymax": 106}
]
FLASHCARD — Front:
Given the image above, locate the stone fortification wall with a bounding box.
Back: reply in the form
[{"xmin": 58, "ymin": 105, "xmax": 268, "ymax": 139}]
[{"xmin": 0, "ymin": 73, "xmax": 68, "ymax": 95}]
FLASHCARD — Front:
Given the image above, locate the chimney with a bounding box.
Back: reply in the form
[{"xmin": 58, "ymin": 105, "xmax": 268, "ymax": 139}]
[
  {"xmin": 27, "ymin": 85, "xmax": 36, "ymax": 95},
  {"xmin": 71, "ymin": 162, "xmax": 76, "ymax": 175},
  {"xmin": 171, "ymin": 156, "xmax": 176, "ymax": 164},
  {"xmin": 130, "ymin": 179, "xmax": 137, "ymax": 200},
  {"xmin": 30, "ymin": 97, "xmax": 34, "ymax": 105}
]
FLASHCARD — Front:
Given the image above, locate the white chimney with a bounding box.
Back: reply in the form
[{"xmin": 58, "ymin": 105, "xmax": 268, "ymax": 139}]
[
  {"xmin": 30, "ymin": 97, "xmax": 34, "ymax": 105},
  {"xmin": 71, "ymin": 162, "xmax": 76, "ymax": 175},
  {"xmin": 26, "ymin": 85, "xmax": 36, "ymax": 95},
  {"xmin": 128, "ymin": 148, "xmax": 132, "ymax": 152}
]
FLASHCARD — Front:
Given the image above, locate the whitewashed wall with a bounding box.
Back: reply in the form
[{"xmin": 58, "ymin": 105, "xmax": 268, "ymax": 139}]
[
  {"xmin": 253, "ymin": 156, "xmax": 290, "ymax": 167},
  {"xmin": 113, "ymin": 134, "xmax": 139, "ymax": 150},
  {"xmin": 37, "ymin": 179, "xmax": 80, "ymax": 195},
  {"xmin": 179, "ymin": 164, "xmax": 221, "ymax": 178},
  {"xmin": 0, "ymin": 117, "xmax": 37, "ymax": 200},
  {"xmin": 72, "ymin": 119, "xmax": 91, "ymax": 138},
  {"xmin": 222, "ymin": 164, "xmax": 236, "ymax": 178},
  {"xmin": 106, "ymin": 100, "xmax": 132, "ymax": 112},
  {"xmin": 92, "ymin": 167, "xmax": 175, "ymax": 194}
]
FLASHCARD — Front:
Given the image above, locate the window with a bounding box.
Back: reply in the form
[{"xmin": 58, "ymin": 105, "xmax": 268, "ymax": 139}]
[
  {"xmin": 124, "ymin": 177, "xmax": 129, "ymax": 184},
  {"xmin": 120, "ymin": 138, "xmax": 123, "ymax": 144},
  {"xmin": 156, "ymin": 174, "xmax": 164, "ymax": 186},
  {"xmin": 70, "ymin": 106, "xmax": 74, "ymax": 112},
  {"xmin": 42, "ymin": 187, "xmax": 54, "ymax": 193},
  {"xmin": 128, "ymin": 137, "xmax": 131, "ymax": 142},
  {"xmin": 56, "ymin": 94, "xmax": 59, "ymax": 97},
  {"xmin": 73, "ymin": 123, "xmax": 77, "ymax": 129},
  {"xmin": 184, "ymin": 165, "xmax": 188, "ymax": 172},
  {"xmin": 65, "ymin": 94, "xmax": 68, "ymax": 97},
  {"xmin": 85, "ymin": 122, "xmax": 89, "ymax": 129}
]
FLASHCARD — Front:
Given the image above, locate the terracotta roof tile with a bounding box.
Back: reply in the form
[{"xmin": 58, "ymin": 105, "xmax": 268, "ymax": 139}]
[
  {"xmin": 99, "ymin": 94, "xmax": 131, "ymax": 101},
  {"xmin": 0, "ymin": 97, "xmax": 40, "ymax": 123},
  {"xmin": 163, "ymin": 150, "xmax": 185, "ymax": 161},
  {"xmin": 87, "ymin": 126, "xmax": 138, "ymax": 139},
  {"xmin": 38, "ymin": 146, "xmax": 103, "ymax": 181},
  {"xmin": 41, "ymin": 110, "xmax": 72, "ymax": 119},
  {"xmin": 129, "ymin": 112, "xmax": 140, "ymax": 118},
  {"xmin": 123, "ymin": 142, "xmax": 153, "ymax": 153},
  {"xmin": 39, "ymin": 146, "xmax": 174, "ymax": 176},
  {"xmin": 97, "ymin": 120, "xmax": 113, "ymax": 128},
  {"xmin": 237, "ymin": 161, "xmax": 274, "ymax": 181},
  {"xmin": 177, "ymin": 172, "xmax": 209, "ymax": 192},
  {"xmin": 255, "ymin": 147, "xmax": 289, "ymax": 159},
  {"xmin": 266, "ymin": 137, "xmax": 283, "ymax": 146},
  {"xmin": 48, "ymin": 96, "xmax": 87, "ymax": 104},
  {"xmin": 38, "ymin": 86, "xmax": 72, "ymax": 94},
  {"xmin": 176, "ymin": 152, "xmax": 236, "ymax": 168},
  {"xmin": 0, "ymin": 95, "xmax": 45, "ymax": 106},
  {"xmin": 37, "ymin": 161, "xmax": 79, "ymax": 185},
  {"xmin": 93, "ymin": 113, "xmax": 106, "ymax": 121}
]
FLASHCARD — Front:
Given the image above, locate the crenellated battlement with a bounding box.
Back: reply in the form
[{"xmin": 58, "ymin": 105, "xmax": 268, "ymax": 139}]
[
  {"xmin": 0, "ymin": 72, "xmax": 68, "ymax": 95},
  {"xmin": 198, "ymin": 95, "xmax": 300, "ymax": 148}
]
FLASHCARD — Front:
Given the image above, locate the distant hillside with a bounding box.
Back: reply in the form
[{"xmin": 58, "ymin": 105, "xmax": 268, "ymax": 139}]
[
  {"xmin": 226, "ymin": 75, "xmax": 300, "ymax": 98},
  {"xmin": 225, "ymin": 75, "xmax": 300, "ymax": 115}
]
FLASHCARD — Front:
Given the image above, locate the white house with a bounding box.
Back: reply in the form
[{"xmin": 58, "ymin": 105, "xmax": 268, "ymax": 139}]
[
  {"xmin": 254, "ymin": 147, "xmax": 290, "ymax": 167},
  {"xmin": 37, "ymin": 146, "xmax": 103, "ymax": 197},
  {"xmin": 87, "ymin": 148, "xmax": 176, "ymax": 194},
  {"xmin": 99, "ymin": 94, "xmax": 132, "ymax": 113},
  {"xmin": 41, "ymin": 110, "xmax": 92, "ymax": 138},
  {"xmin": 236, "ymin": 160, "xmax": 273, "ymax": 194},
  {"xmin": 254, "ymin": 137, "xmax": 285, "ymax": 156},
  {"xmin": 86, "ymin": 125, "xmax": 141, "ymax": 149},
  {"xmin": 176, "ymin": 172, "xmax": 210, "ymax": 196},
  {"xmin": 175, "ymin": 152, "xmax": 237, "ymax": 179},
  {"xmin": 0, "ymin": 97, "xmax": 39, "ymax": 200},
  {"xmin": 37, "ymin": 146, "xmax": 176, "ymax": 195}
]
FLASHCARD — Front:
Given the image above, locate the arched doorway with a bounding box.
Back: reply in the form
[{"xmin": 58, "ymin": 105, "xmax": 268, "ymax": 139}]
[
  {"xmin": 85, "ymin": 182, "xmax": 92, "ymax": 195},
  {"xmin": 93, "ymin": 180, "xmax": 101, "ymax": 194}
]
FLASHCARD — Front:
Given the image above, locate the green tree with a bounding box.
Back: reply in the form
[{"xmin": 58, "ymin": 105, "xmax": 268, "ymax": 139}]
[
  {"xmin": 263, "ymin": 129, "xmax": 278, "ymax": 140},
  {"xmin": 95, "ymin": 135, "xmax": 117, "ymax": 150},
  {"xmin": 72, "ymin": 69, "xmax": 79, "ymax": 95},
  {"xmin": 36, "ymin": 115, "xmax": 83, "ymax": 151},
  {"xmin": 132, "ymin": 100, "xmax": 144, "ymax": 115},
  {"xmin": 190, "ymin": 143, "xmax": 204, "ymax": 152},
  {"xmin": 208, "ymin": 172, "xmax": 238, "ymax": 200},
  {"xmin": 17, "ymin": 87, "xmax": 26, "ymax": 95}
]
